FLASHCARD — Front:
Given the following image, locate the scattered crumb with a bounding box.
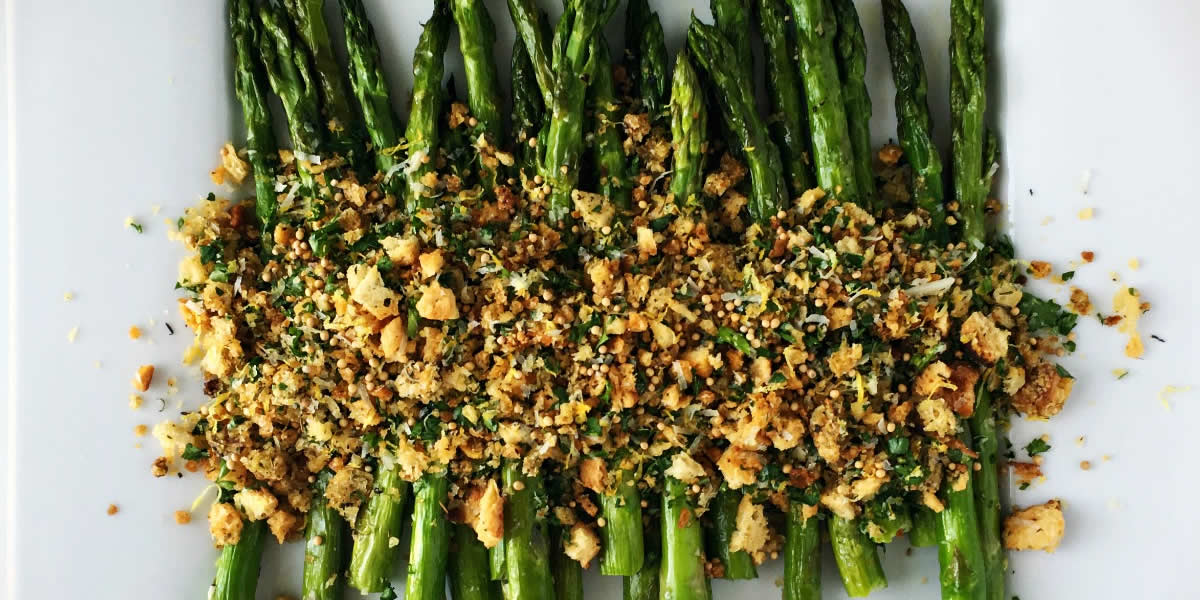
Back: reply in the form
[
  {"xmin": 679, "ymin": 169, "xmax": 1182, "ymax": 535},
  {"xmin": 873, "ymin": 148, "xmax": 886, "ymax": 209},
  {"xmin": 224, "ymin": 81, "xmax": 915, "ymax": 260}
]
[
  {"xmin": 1112, "ymin": 287, "xmax": 1147, "ymax": 358},
  {"xmin": 134, "ymin": 424, "xmax": 148, "ymax": 437},
  {"xmin": 1068, "ymin": 287, "xmax": 1092, "ymax": 315},
  {"xmin": 129, "ymin": 326, "xmax": 143, "ymax": 340},
  {"xmin": 1004, "ymin": 499, "xmax": 1065, "ymax": 553},
  {"xmin": 1102, "ymin": 454, "xmax": 1112, "ymax": 462},
  {"xmin": 1157, "ymin": 385, "xmax": 1192, "ymax": 410},
  {"xmin": 63, "ymin": 292, "xmax": 74, "ymax": 301},
  {"xmin": 921, "ymin": 577, "xmax": 928, "ymax": 585},
  {"xmin": 107, "ymin": 504, "xmax": 119, "ymax": 516},
  {"xmin": 388, "ymin": 536, "xmax": 400, "ymax": 548},
  {"xmin": 129, "ymin": 394, "xmax": 143, "ymax": 409},
  {"xmin": 1029, "ymin": 261, "xmax": 1053, "ymax": 279},
  {"xmin": 1040, "ymin": 216, "xmax": 1054, "ymax": 226},
  {"xmin": 1111, "ymin": 368, "xmax": 1128, "ymax": 380},
  {"xmin": 1011, "ymin": 462, "xmax": 1044, "ymax": 488},
  {"xmin": 174, "ymin": 510, "xmax": 192, "ymax": 525},
  {"xmin": 151, "ymin": 204, "xmax": 162, "ymax": 215},
  {"xmin": 67, "ymin": 327, "xmax": 79, "ymax": 343},
  {"xmin": 1079, "ymin": 169, "xmax": 1092, "ymax": 194},
  {"xmin": 133, "ymin": 364, "xmax": 155, "ymax": 392},
  {"xmin": 1081, "ymin": 250, "xmax": 1095, "ymax": 263},
  {"xmin": 1074, "ymin": 436, "xmax": 1085, "ymax": 447},
  {"xmin": 1127, "ymin": 258, "xmax": 1140, "ymax": 271},
  {"xmin": 1108, "ymin": 271, "xmax": 1120, "ymax": 282},
  {"xmin": 1079, "ymin": 460, "xmax": 1091, "ymax": 471},
  {"xmin": 1077, "ymin": 207, "xmax": 1094, "ymax": 220}
]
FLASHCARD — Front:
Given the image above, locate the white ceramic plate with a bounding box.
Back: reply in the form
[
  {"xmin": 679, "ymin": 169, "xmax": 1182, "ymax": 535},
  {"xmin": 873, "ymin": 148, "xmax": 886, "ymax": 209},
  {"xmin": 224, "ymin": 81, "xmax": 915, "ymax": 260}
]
[{"xmin": 5, "ymin": 1, "xmax": 1200, "ymax": 598}]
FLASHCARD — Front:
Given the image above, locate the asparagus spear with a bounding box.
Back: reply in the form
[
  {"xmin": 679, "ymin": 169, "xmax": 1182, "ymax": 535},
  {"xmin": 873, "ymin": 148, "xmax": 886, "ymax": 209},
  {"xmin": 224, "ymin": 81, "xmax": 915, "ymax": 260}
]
[
  {"xmin": 936, "ymin": 429, "xmax": 989, "ymax": 600},
  {"xmin": 529, "ymin": 0, "xmax": 616, "ymax": 224},
  {"xmin": 710, "ymin": 0, "xmax": 755, "ymax": 79},
  {"xmin": 952, "ymin": 0, "xmax": 989, "ymax": 249},
  {"xmin": 660, "ymin": 476, "xmax": 711, "ymax": 600},
  {"xmin": 229, "ymin": 0, "xmax": 281, "ymax": 233},
  {"xmin": 909, "ymin": 505, "xmax": 939, "ymax": 547},
  {"xmin": 755, "ymin": 0, "xmax": 815, "ymax": 198},
  {"xmin": 302, "ymin": 470, "xmax": 349, "ymax": 600},
  {"xmin": 787, "ymin": 0, "xmax": 859, "ymax": 199},
  {"xmin": 254, "ymin": 2, "xmax": 323, "ymax": 160},
  {"xmin": 338, "ymin": 0, "xmax": 403, "ymax": 175},
  {"xmin": 450, "ymin": 523, "xmax": 497, "ymax": 600},
  {"xmin": 599, "ymin": 466, "xmax": 645, "ymax": 575},
  {"xmin": 451, "ymin": 0, "xmax": 504, "ymax": 145},
  {"xmin": 622, "ymin": 516, "xmax": 660, "ymax": 600},
  {"xmin": 404, "ymin": 0, "xmax": 453, "ymax": 214},
  {"xmin": 831, "ymin": 0, "xmax": 877, "ymax": 209},
  {"xmin": 507, "ymin": 0, "xmax": 554, "ymax": 109},
  {"xmin": 828, "ymin": 515, "xmax": 888, "ymax": 597},
  {"xmin": 636, "ymin": 10, "xmax": 668, "ymax": 118},
  {"xmin": 881, "ymin": 0, "xmax": 947, "ymax": 240},
  {"xmin": 687, "ymin": 17, "xmax": 787, "ymax": 226},
  {"xmin": 502, "ymin": 459, "xmax": 554, "ymax": 600},
  {"xmin": 622, "ymin": 0, "xmax": 650, "ymax": 97},
  {"xmin": 551, "ymin": 525, "xmax": 585, "ymax": 600},
  {"xmin": 589, "ymin": 37, "xmax": 633, "ymax": 212},
  {"xmin": 281, "ymin": 0, "xmax": 365, "ymax": 163},
  {"xmin": 405, "ymin": 474, "xmax": 452, "ymax": 600},
  {"xmin": 782, "ymin": 503, "xmax": 821, "ymax": 600},
  {"xmin": 347, "ymin": 463, "xmax": 412, "ymax": 593},
  {"xmin": 706, "ymin": 489, "xmax": 756, "ymax": 579},
  {"xmin": 510, "ymin": 35, "xmax": 544, "ymax": 179},
  {"xmin": 211, "ymin": 519, "xmax": 267, "ymax": 600},
  {"xmin": 971, "ymin": 381, "xmax": 1006, "ymax": 600},
  {"xmin": 668, "ymin": 50, "xmax": 707, "ymax": 212}
]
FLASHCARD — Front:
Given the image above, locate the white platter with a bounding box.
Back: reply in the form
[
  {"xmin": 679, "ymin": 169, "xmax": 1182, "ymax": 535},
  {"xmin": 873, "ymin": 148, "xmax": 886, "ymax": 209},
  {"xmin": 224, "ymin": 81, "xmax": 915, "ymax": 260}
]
[{"xmin": 5, "ymin": 1, "xmax": 1200, "ymax": 598}]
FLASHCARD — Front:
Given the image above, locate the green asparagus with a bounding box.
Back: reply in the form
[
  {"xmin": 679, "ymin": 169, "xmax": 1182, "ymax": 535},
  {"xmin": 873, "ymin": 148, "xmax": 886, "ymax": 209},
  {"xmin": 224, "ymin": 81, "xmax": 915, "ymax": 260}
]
[
  {"xmin": 787, "ymin": 0, "xmax": 859, "ymax": 199},
  {"xmin": 828, "ymin": 515, "xmax": 887, "ymax": 597},
  {"xmin": 755, "ymin": 0, "xmax": 815, "ymax": 198},
  {"xmin": 551, "ymin": 525, "xmax": 585, "ymax": 600},
  {"xmin": 404, "ymin": 473, "xmax": 452, "ymax": 600},
  {"xmin": 451, "ymin": 0, "xmax": 504, "ymax": 145},
  {"xmin": 951, "ymin": 0, "xmax": 989, "ymax": 249},
  {"xmin": 936, "ymin": 428, "xmax": 989, "ymax": 600},
  {"xmin": 706, "ymin": 489, "xmax": 756, "ymax": 579},
  {"xmin": 669, "ymin": 50, "xmax": 707, "ymax": 212},
  {"xmin": 450, "ymin": 523, "xmax": 497, "ymax": 600},
  {"xmin": 782, "ymin": 503, "xmax": 821, "ymax": 600},
  {"xmin": 881, "ymin": 0, "xmax": 947, "ymax": 240},
  {"xmin": 302, "ymin": 470, "xmax": 349, "ymax": 600},
  {"xmin": 502, "ymin": 459, "xmax": 554, "ymax": 600},
  {"xmin": 338, "ymin": 0, "xmax": 403, "ymax": 174},
  {"xmin": 403, "ymin": 0, "xmax": 452, "ymax": 214},
  {"xmin": 831, "ymin": 0, "xmax": 877, "ymax": 209},
  {"xmin": 971, "ymin": 381, "xmax": 1006, "ymax": 600},
  {"xmin": 229, "ymin": 0, "xmax": 281, "ymax": 233},
  {"xmin": 589, "ymin": 38, "xmax": 633, "ymax": 212},
  {"xmin": 211, "ymin": 519, "xmax": 266, "ymax": 600},
  {"xmin": 688, "ymin": 16, "xmax": 787, "ymax": 225},
  {"xmin": 599, "ymin": 466, "xmax": 644, "ymax": 575},
  {"xmin": 660, "ymin": 476, "xmax": 711, "ymax": 600},
  {"xmin": 347, "ymin": 465, "xmax": 411, "ymax": 593}
]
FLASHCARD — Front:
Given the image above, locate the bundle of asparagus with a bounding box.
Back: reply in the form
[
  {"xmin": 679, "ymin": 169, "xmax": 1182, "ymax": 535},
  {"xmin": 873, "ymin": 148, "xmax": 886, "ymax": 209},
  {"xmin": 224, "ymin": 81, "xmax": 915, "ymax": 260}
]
[{"xmin": 163, "ymin": 2, "xmax": 1079, "ymax": 600}]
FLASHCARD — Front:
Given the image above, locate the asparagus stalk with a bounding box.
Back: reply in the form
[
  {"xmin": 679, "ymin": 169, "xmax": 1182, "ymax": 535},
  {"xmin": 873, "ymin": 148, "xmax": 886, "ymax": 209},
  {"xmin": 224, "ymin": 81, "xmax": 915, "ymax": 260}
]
[
  {"xmin": 211, "ymin": 519, "xmax": 267, "ymax": 600},
  {"xmin": 935, "ymin": 428, "xmax": 989, "ymax": 600},
  {"xmin": 828, "ymin": 515, "xmax": 887, "ymax": 597},
  {"xmin": 523, "ymin": 0, "xmax": 615, "ymax": 224},
  {"xmin": 831, "ymin": 0, "xmax": 877, "ymax": 209},
  {"xmin": 510, "ymin": 35, "xmax": 544, "ymax": 178},
  {"xmin": 302, "ymin": 470, "xmax": 349, "ymax": 600},
  {"xmin": 599, "ymin": 466, "xmax": 645, "ymax": 575},
  {"xmin": 405, "ymin": 474, "xmax": 452, "ymax": 600},
  {"xmin": 502, "ymin": 459, "xmax": 554, "ymax": 600},
  {"xmin": 404, "ymin": 0, "xmax": 453, "ymax": 214},
  {"xmin": 622, "ymin": 0, "xmax": 650, "ymax": 97},
  {"xmin": 909, "ymin": 505, "xmax": 939, "ymax": 547},
  {"xmin": 589, "ymin": 38, "xmax": 633, "ymax": 212},
  {"xmin": 450, "ymin": 523, "xmax": 497, "ymax": 600},
  {"xmin": 254, "ymin": 2, "xmax": 323, "ymax": 159},
  {"xmin": 971, "ymin": 382, "xmax": 1006, "ymax": 600},
  {"xmin": 687, "ymin": 16, "xmax": 787, "ymax": 225},
  {"xmin": 710, "ymin": 0, "xmax": 755, "ymax": 80},
  {"xmin": 782, "ymin": 503, "xmax": 821, "ymax": 600},
  {"xmin": 787, "ymin": 0, "xmax": 859, "ymax": 199},
  {"xmin": 755, "ymin": 0, "xmax": 815, "ymax": 198},
  {"xmin": 706, "ymin": 489, "xmax": 756, "ymax": 579},
  {"xmin": 507, "ymin": 0, "xmax": 554, "ymax": 109},
  {"xmin": 347, "ymin": 464, "xmax": 412, "ymax": 593},
  {"xmin": 660, "ymin": 476, "xmax": 711, "ymax": 600},
  {"xmin": 668, "ymin": 50, "xmax": 707, "ymax": 212},
  {"xmin": 551, "ymin": 525, "xmax": 585, "ymax": 600},
  {"xmin": 281, "ymin": 0, "xmax": 365, "ymax": 162},
  {"xmin": 622, "ymin": 519, "xmax": 660, "ymax": 600},
  {"xmin": 229, "ymin": 0, "xmax": 281, "ymax": 233},
  {"xmin": 881, "ymin": 0, "xmax": 947, "ymax": 240},
  {"xmin": 451, "ymin": 0, "xmax": 504, "ymax": 145},
  {"xmin": 952, "ymin": 0, "xmax": 989, "ymax": 249},
  {"xmin": 636, "ymin": 10, "xmax": 668, "ymax": 118},
  {"xmin": 338, "ymin": 0, "xmax": 403, "ymax": 174}
]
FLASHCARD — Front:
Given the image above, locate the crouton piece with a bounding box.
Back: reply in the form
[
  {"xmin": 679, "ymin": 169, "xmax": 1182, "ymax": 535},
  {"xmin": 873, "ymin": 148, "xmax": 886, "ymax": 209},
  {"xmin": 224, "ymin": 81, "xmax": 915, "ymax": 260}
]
[
  {"xmin": 1003, "ymin": 500, "xmax": 1065, "ymax": 553},
  {"xmin": 1011, "ymin": 363, "xmax": 1073, "ymax": 419},
  {"xmin": 208, "ymin": 502, "xmax": 244, "ymax": 547},
  {"xmin": 960, "ymin": 312, "xmax": 1009, "ymax": 364}
]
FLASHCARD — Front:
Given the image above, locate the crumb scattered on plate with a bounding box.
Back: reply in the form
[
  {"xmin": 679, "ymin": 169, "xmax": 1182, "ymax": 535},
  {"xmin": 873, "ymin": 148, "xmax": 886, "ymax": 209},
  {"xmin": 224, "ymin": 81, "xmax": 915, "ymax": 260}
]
[
  {"xmin": 107, "ymin": 504, "xmax": 119, "ymax": 516},
  {"xmin": 1078, "ymin": 207, "xmax": 1094, "ymax": 220},
  {"xmin": 174, "ymin": 510, "xmax": 192, "ymax": 525},
  {"xmin": 67, "ymin": 327, "xmax": 79, "ymax": 343}
]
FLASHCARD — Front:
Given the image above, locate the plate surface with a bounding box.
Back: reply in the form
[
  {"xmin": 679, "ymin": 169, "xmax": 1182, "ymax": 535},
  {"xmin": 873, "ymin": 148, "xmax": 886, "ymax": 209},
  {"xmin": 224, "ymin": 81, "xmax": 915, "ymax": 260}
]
[{"xmin": 5, "ymin": 1, "xmax": 1200, "ymax": 598}]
